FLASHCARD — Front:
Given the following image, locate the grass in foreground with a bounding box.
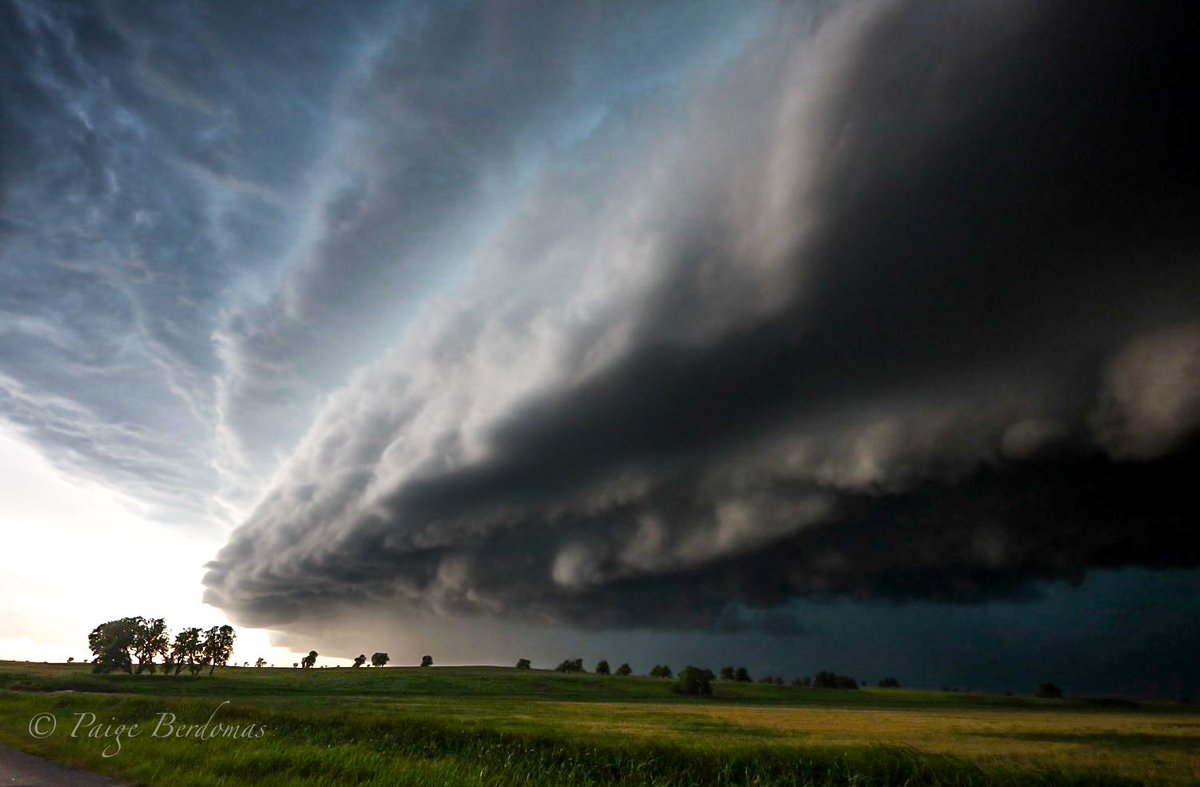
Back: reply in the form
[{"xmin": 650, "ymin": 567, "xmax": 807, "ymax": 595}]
[{"xmin": 1, "ymin": 662, "xmax": 1196, "ymax": 786}]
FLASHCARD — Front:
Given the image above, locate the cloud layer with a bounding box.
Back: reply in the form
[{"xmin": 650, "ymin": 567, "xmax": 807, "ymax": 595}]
[{"xmin": 203, "ymin": 1, "xmax": 1200, "ymax": 630}]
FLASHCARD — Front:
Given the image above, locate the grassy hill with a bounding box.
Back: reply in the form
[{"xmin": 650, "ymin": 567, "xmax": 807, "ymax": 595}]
[{"xmin": 1, "ymin": 662, "xmax": 1196, "ymax": 785}]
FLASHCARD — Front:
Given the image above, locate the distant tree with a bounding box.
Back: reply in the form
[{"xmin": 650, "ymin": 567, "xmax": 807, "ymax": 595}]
[
  {"xmin": 878, "ymin": 677, "xmax": 900, "ymax": 688},
  {"xmin": 88, "ymin": 617, "xmax": 140, "ymax": 674},
  {"xmin": 255, "ymin": 657, "xmax": 267, "ymax": 668},
  {"xmin": 131, "ymin": 617, "xmax": 170, "ymax": 675},
  {"xmin": 515, "ymin": 658, "xmax": 532, "ymax": 670},
  {"xmin": 420, "ymin": 655, "xmax": 433, "ymax": 668},
  {"xmin": 649, "ymin": 665, "xmax": 673, "ymax": 679},
  {"xmin": 811, "ymin": 670, "xmax": 858, "ymax": 690},
  {"xmin": 353, "ymin": 654, "xmax": 367, "ymax": 668},
  {"xmin": 302, "ymin": 650, "xmax": 318, "ymax": 669},
  {"xmin": 371, "ymin": 652, "xmax": 389, "ymax": 667},
  {"xmin": 555, "ymin": 658, "xmax": 584, "ymax": 673},
  {"xmin": 672, "ymin": 666, "xmax": 715, "ymax": 696},
  {"xmin": 1036, "ymin": 682, "xmax": 1064, "ymax": 699},
  {"xmin": 66, "ymin": 657, "xmax": 74, "ymax": 664},
  {"xmin": 201, "ymin": 625, "xmax": 236, "ymax": 677},
  {"xmin": 790, "ymin": 677, "xmax": 805, "ymax": 687},
  {"xmin": 595, "ymin": 660, "xmax": 611, "ymax": 676},
  {"xmin": 734, "ymin": 667, "xmax": 751, "ymax": 683},
  {"xmin": 293, "ymin": 662, "xmax": 299, "ymax": 669},
  {"xmin": 169, "ymin": 628, "xmax": 204, "ymax": 676},
  {"xmin": 615, "ymin": 663, "xmax": 632, "ymax": 676},
  {"xmin": 720, "ymin": 666, "xmax": 735, "ymax": 681},
  {"xmin": 759, "ymin": 675, "xmax": 774, "ymax": 684}
]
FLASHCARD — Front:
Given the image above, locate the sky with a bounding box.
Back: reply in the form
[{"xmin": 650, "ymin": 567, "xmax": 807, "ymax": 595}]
[{"xmin": 1, "ymin": 0, "xmax": 1198, "ymax": 696}]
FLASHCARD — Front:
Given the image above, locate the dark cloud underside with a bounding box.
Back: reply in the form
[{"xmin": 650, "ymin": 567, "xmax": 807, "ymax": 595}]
[{"xmin": 204, "ymin": 1, "xmax": 1200, "ymax": 632}]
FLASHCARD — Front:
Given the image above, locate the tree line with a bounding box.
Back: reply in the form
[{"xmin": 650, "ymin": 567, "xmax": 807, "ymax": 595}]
[
  {"xmin": 87, "ymin": 617, "xmax": 235, "ymax": 676},
  {"xmin": 540, "ymin": 658, "xmax": 889, "ymax": 695}
]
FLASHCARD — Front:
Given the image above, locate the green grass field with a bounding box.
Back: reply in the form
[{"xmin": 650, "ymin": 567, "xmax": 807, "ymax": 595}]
[{"xmin": 1, "ymin": 662, "xmax": 1196, "ymax": 786}]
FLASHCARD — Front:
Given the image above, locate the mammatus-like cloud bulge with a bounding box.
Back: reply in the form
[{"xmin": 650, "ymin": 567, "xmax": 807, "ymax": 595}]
[{"xmin": 205, "ymin": 1, "xmax": 1200, "ymax": 631}]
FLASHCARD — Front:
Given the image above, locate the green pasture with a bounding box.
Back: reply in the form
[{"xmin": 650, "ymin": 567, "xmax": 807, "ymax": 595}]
[{"xmin": 1, "ymin": 662, "xmax": 1195, "ymax": 786}]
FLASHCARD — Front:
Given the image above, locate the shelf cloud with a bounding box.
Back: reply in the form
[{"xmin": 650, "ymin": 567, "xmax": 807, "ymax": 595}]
[{"xmin": 201, "ymin": 1, "xmax": 1200, "ymax": 630}]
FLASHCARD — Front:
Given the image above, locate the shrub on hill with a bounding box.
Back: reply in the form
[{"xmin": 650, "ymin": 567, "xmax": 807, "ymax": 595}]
[
  {"xmin": 671, "ymin": 666, "xmax": 715, "ymax": 696},
  {"xmin": 811, "ymin": 670, "xmax": 858, "ymax": 689}
]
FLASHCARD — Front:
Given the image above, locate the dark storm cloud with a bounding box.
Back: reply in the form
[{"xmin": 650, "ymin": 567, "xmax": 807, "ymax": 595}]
[
  {"xmin": 205, "ymin": 0, "xmax": 1200, "ymax": 631},
  {"xmin": 209, "ymin": 0, "xmax": 762, "ymax": 506}
]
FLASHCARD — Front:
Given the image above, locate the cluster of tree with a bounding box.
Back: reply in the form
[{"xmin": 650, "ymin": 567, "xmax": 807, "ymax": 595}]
[
  {"xmin": 87, "ymin": 617, "xmax": 235, "ymax": 677},
  {"xmin": 719, "ymin": 666, "xmax": 752, "ymax": 682},
  {"xmin": 649, "ymin": 664, "xmax": 673, "ymax": 679},
  {"xmin": 810, "ymin": 670, "xmax": 859, "ymax": 690},
  {"xmin": 301, "ymin": 650, "xmax": 318, "ymax": 668},
  {"xmin": 671, "ymin": 666, "xmax": 715, "ymax": 696},
  {"xmin": 555, "ymin": 658, "xmax": 585, "ymax": 673},
  {"xmin": 878, "ymin": 677, "xmax": 900, "ymax": 688},
  {"xmin": 547, "ymin": 658, "xmax": 634, "ymax": 675}
]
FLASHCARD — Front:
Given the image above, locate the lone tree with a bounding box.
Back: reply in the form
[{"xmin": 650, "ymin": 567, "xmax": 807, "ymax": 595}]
[
  {"xmin": 672, "ymin": 666, "xmax": 715, "ymax": 696},
  {"xmin": 515, "ymin": 658, "xmax": 532, "ymax": 670},
  {"xmin": 720, "ymin": 666, "xmax": 735, "ymax": 681},
  {"xmin": 371, "ymin": 652, "xmax": 389, "ymax": 667},
  {"xmin": 255, "ymin": 657, "xmax": 267, "ymax": 668},
  {"xmin": 1036, "ymin": 682, "xmax": 1064, "ymax": 699},
  {"xmin": 302, "ymin": 650, "xmax": 318, "ymax": 669},
  {"xmin": 201, "ymin": 625, "xmax": 236, "ymax": 677},
  {"xmin": 649, "ymin": 665, "xmax": 673, "ymax": 679},
  {"xmin": 615, "ymin": 663, "xmax": 632, "ymax": 676},
  {"xmin": 66, "ymin": 657, "xmax": 74, "ymax": 664},
  {"xmin": 88, "ymin": 617, "xmax": 140, "ymax": 674},
  {"xmin": 555, "ymin": 658, "xmax": 584, "ymax": 673},
  {"xmin": 420, "ymin": 655, "xmax": 433, "ymax": 667},
  {"xmin": 734, "ymin": 667, "xmax": 751, "ymax": 682},
  {"xmin": 353, "ymin": 654, "xmax": 367, "ymax": 668},
  {"xmin": 595, "ymin": 660, "xmax": 611, "ymax": 676}
]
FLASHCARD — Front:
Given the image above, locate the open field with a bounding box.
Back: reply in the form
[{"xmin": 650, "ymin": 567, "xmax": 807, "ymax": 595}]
[{"xmin": 1, "ymin": 662, "xmax": 1197, "ymax": 786}]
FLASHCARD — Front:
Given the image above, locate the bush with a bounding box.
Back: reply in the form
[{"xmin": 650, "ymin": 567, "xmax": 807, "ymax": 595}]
[
  {"xmin": 1036, "ymin": 682, "xmax": 1064, "ymax": 699},
  {"xmin": 811, "ymin": 670, "xmax": 858, "ymax": 689},
  {"xmin": 515, "ymin": 658, "xmax": 531, "ymax": 670},
  {"xmin": 671, "ymin": 666, "xmax": 715, "ymax": 696}
]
